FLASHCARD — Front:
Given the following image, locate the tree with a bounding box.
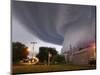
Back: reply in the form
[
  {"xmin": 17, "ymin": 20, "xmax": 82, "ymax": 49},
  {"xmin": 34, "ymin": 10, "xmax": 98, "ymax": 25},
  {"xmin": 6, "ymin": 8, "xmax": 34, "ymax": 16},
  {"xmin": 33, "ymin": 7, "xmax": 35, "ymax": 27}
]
[
  {"xmin": 36, "ymin": 47, "xmax": 58, "ymax": 64},
  {"xmin": 12, "ymin": 42, "xmax": 29, "ymax": 63},
  {"xmin": 51, "ymin": 54, "xmax": 66, "ymax": 64}
]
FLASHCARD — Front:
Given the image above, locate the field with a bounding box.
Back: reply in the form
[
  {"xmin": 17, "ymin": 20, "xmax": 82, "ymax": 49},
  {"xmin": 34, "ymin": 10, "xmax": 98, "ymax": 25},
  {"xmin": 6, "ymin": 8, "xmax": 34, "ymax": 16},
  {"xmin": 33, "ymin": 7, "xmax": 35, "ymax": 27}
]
[{"xmin": 12, "ymin": 64, "xmax": 96, "ymax": 74}]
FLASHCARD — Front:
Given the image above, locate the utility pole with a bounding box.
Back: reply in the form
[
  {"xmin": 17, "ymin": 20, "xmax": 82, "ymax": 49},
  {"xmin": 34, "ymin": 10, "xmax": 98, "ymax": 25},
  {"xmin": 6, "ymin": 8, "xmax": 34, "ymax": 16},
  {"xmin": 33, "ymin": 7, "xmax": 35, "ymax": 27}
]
[
  {"xmin": 30, "ymin": 42, "xmax": 37, "ymax": 57},
  {"xmin": 48, "ymin": 51, "xmax": 52, "ymax": 65}
]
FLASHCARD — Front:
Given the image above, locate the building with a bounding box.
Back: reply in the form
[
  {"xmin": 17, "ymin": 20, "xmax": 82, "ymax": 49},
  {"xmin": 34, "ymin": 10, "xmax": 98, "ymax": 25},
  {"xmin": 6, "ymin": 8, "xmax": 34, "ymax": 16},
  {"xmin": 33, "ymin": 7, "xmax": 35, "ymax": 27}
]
[{"xmin": 64, "ymin": 43, "xmax": 96, "ymax": 65}]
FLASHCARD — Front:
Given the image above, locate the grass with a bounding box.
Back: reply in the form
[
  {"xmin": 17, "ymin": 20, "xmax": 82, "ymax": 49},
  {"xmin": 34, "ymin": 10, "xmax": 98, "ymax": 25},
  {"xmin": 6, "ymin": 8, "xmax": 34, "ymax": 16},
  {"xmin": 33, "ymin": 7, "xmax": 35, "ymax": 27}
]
[{"xmin": 12, "ymin": 64, "xmax": 96, "ymax": 74}]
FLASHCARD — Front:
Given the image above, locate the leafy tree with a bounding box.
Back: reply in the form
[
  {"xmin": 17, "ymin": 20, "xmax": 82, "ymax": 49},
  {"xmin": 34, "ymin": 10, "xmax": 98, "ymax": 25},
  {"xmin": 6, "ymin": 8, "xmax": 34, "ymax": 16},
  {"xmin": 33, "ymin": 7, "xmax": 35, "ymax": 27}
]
[
  {"xmin": 12, "ymin": 42, "xmax": 29, "ymax": 63},
  {"xmin": 51, "ymin": 54, "xmax": 66, "ymax": 64},
  {"xmin": 36, "ymin": 47, "xmax": 58, "ymax": 64}
]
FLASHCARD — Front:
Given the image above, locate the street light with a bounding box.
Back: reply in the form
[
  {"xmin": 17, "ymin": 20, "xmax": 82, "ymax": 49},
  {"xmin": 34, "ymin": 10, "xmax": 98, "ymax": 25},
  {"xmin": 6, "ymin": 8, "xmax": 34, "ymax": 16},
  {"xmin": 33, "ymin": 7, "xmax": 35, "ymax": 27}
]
[
  {"xmin": 30, "ymin": 42, "xmax": 37, "ymax": 57},
  {"xmin": 26, "ymin": 47, "xmax": 30, "ymax": 52}
]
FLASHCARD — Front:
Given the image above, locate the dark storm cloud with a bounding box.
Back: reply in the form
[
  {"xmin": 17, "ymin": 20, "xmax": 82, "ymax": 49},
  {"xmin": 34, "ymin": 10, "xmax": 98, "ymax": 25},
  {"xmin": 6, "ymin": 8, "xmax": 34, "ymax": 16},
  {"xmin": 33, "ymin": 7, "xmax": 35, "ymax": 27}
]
[{"xmin": 12, "ymin": 1, "xmax": 96, "ymax": 50}]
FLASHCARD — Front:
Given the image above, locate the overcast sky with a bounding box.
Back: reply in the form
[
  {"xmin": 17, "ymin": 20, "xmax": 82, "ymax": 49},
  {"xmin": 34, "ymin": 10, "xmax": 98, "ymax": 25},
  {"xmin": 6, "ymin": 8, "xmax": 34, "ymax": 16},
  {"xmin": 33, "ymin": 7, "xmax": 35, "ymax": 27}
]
[{"xmin": 12, "ymin": 1, "xmax": 96, "ymax": 54}]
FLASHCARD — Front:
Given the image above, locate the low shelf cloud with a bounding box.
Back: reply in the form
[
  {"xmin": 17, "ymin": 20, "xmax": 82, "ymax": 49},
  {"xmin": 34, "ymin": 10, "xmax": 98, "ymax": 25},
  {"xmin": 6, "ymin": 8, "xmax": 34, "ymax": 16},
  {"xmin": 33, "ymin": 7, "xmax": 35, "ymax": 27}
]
[{"xmin": 12, "ymin": 1, "xmax": 96, "ymax": 52}]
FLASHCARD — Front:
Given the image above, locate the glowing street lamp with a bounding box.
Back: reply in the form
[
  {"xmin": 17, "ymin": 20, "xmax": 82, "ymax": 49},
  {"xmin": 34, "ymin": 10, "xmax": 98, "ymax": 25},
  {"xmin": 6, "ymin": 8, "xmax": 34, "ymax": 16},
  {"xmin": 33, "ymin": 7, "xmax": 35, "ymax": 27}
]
[
  {"xmin": 92, "ymin": 43, "xmax": 96, "ymax": 49},
  {"xmin": 90, "ymin": 43, "xmax": 96, "ymax": 49},
  {"xmin": 26, "ymin": 47, "xmax": 30, "ymax": 52}
]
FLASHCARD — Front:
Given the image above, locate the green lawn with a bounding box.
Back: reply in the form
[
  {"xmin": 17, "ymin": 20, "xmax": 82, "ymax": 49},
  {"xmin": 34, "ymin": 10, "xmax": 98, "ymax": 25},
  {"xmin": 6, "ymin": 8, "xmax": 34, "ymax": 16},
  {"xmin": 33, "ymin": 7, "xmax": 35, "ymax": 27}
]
[{"xmin": 12, "ymin": 64, "xmax": 96, "ymax": 74}]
